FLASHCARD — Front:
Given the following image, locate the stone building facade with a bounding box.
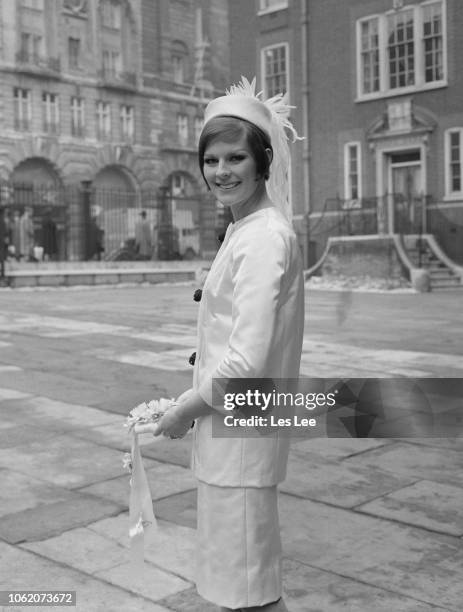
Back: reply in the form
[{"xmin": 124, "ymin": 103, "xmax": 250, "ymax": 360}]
[{"xmin": 0, "ymin": 0, "xmax": 230, "ymax": 260}]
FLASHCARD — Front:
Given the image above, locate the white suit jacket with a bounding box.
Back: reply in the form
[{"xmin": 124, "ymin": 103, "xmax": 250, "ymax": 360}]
[{"xmin": 192, "ymin": 207, "xmax": 305, "ymax": 487}]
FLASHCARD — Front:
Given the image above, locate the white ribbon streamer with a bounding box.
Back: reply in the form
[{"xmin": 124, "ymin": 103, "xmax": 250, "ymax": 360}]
[{"xmin": 128, "ymin": 432, "xmax": 156, "ymax": 571}]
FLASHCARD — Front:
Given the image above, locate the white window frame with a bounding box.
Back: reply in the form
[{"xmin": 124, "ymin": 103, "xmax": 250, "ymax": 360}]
[
  {"xmin": 42, "ymin": 92, "xmax": 59, "ymax": 133},
  {"xmin": 177, "ymin": 114, "xmax": 188, "ymax": 146},
  {"xmin": 257, "ymin": 0, "xmax": 288, "ymax": 15},
  {"xmin": 14, "ymin": 87, "xmax": 32, "ymax": 131},
  {"xmin": 261, "ymin": 42, "xmax": 290, "ymax": 99},
  {"xmin": 356, "ymin": 0, "xmax": 447, "ymax": 101},
  {"xmin": 444, "ymin": 128, "xmax": 463, "ymax": 200},
  {"xmin": 96, "ymin": 101, "xmax": 111, "ymax": 138},
  {"xmin": 120, "ymin": 104, "xmax": 134, "ymax": 141},
  {"xmin": 71, "ymin": 96, "xmax": 85, "ymax": 137},
  {"xmin": 344, "ymin": 142, "xmax": 362, "ymax": 203},
  {"xmin": 103, "ymin": 48, "xmax": 122, "ymax": 77}
]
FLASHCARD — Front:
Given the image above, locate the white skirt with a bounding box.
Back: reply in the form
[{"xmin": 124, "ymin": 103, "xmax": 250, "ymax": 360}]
[{"xmin": 196, "ymin": 480, "xmax": 282, "ymax": 609}]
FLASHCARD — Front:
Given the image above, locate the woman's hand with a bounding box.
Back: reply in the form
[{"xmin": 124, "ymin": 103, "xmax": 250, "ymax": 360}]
[
  {"xmin": 133, "ymin": 422, "xmax": 161, "ymax": 436},
  {"xmin": 152, "ymin": 403, "xmax": 192, "ymax": 439}
]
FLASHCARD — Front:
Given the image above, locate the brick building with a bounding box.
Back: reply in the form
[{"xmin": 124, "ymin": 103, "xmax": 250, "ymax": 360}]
[
  {"xmin": 0, "ymin": 0, "xmax": 229, "ymax": 260},
  {"xmin": 230, "ymin": 0, "xmax": 463, "ymax": 267},
  {"xmin": 308, "ymin": 0, "xmax": 463, "ymax": 265}
]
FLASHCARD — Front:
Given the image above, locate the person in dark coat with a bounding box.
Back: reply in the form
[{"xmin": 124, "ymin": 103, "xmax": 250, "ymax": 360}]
[{"xmin": 42, "ymin": 209, "xmax": 58, "ymax": 260}]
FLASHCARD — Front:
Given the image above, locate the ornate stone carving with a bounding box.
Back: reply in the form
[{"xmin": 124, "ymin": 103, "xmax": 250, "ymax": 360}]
[{"xmin": 63, "ymin": 0, "xmax": 88, "ymax": 16}]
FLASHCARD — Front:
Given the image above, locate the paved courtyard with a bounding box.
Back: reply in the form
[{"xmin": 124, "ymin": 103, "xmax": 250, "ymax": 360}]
[{"xmin": 0, "ymin": 283, "xmax": 462, "ymax": 611}]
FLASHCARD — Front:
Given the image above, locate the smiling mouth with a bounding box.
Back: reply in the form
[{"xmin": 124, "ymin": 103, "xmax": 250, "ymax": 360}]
[{"xmin": 216, "ymin": 182, "xmax": 240, "ymax": 190}]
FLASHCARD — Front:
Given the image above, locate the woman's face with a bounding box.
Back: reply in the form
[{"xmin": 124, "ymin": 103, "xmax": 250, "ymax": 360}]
[{"xmin": 202, "ymin": 134, "xmax": 260, "ymax": 209}]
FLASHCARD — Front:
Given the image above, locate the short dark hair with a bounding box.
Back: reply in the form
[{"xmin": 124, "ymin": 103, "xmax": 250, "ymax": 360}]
[{"xmin": 198, "ymin": 116, "xmax": 273, "ymax": 185}]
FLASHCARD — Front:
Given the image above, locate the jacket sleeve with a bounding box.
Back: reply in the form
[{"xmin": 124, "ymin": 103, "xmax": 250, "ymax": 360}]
[{"xmin": 198, "ymin": 225, "xmax": 288, "ymax": 406}]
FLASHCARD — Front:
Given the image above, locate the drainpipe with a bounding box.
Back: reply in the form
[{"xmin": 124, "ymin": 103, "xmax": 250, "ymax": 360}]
[{"xmin": 301, "ymin": 0, "xmax": 311, "ymax": 266}]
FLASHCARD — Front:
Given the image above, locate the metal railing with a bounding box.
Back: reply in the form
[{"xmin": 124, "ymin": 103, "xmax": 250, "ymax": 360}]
[
  {"xmin": 0, "ymin": 182, "xmax": 223, "ymax": 272},
  {"xmin": 309, "ymin": 194, "xmax": 432, "ymax": 240}
]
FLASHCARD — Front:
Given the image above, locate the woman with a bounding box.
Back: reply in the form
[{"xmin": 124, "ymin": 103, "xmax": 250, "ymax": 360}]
[{"xmin": 138, "ymin": 78, "xmax": 304, "ymax": 612}]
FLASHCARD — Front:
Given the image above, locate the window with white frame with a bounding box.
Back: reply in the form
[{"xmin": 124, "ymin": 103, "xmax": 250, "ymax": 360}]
[
  {"xmin": 71, "ymin": 96, "xmax": 85, "ymax": 137},
  {"xmin": 344, "ymin": 142, "xmax": 362, "ymax": 202},
  {"xmin": 120, "ymin": 105, "xmax": 134, "ymax": 141},
  {"xmin": 262, "ymin": 43, "xmax": 289, "ymax": 98},
  {"xmin": 445, "ymin": 129, "xmax": 463, "ymax": 197},
  {"xmin": 103, "ymin": 48, "xmax": 122, "ymax": 77},
  {"xmin": 96, "ymin": 101, "xmax": 111, "ymax": 138},
  {"xmin": 20, "ymin": 32, "xmax": 43, "ymax": 61},
  {"xmin": 258, "ymin": 0, "xmax": 288, "ymax": 14},
  {"xmin": 177, "ymin": 114, "xmax": 188, "ymax": 146},
  {"xmin": 357, "ymin": 1, "xmax": 446, "ymax": 99},
  {"xmin": 42, "ymin": 92, "xmax": 59, "ymax": 134},
  {"xmin": 423, "ymin": 2, "xmax": 445, "ymax": 82},
  {"xmin": 13, "ymin": 88, "xmax": 31, "ymax": 131}
]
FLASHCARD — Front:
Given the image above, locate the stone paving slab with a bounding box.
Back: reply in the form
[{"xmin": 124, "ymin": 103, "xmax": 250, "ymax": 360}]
[
  {"xmin": 0, "ymin": 494, "xmax": 123, "ymax": 544},
  {"xmin": 80, "ymin": 461, "xmax": 195, "ymax": 509},
  {"xmin": 0, "ymin": 395, "xmax": 120, "ymax": 433},
  {"xmin": 403, "ymin": 436, "xmax": 463, "ymax": 452},
  {"xmin": 87, "ymin": 514, "xmax": 196, "ymax": 582},
  {"xmin": 0, "ymin": 368, "xmax": 117, "ymax": 410},
  {"xmin": 22, "ymin": 527, "xmax": 128, "ymax": 574},
  {"xmin": 0, "ymin": 434, "xmax": 142, "ymax": 488},
  {"xmin": 280, "ymin": 558, "xmax": 447, "ymax": 612},
  {"xmin": 279, "ymin": 493, "xmax": 463, "ymax": 611},
  {"xmin": 152, "ymin": 490, "xmax": 197, "ymax": 529},
  {"xmin": 0, "ymin": 422, "xmax": 56, "ymax": 449},
  {"xmin": 356, "ymin": 480, "xmax": 463, "ymax": 536},
  {"xmin": 141, "ymin": 435, "xmax": 193, "ymax": 468},
  {"xmin": 0, "ymin": 387, "xmax": 31, "ymax": 401},
  {"xmin": 281, "ymin": 450, "xmax": 416, "ymax": 507},
  {"xmin": 94, "ymin": 560, "xmax": 191, "ymax": 603},
  {"xmin": 0, "ymin": 542, "xmax": 171, "ymax": 612},
  {"xmin": 343, "ymin": 441, "xmax": 463, "ymax": 487},
  {"xmin": 291, "ymin": 437, "xmax": 392, "ymax": 459},
  {"xmin": 0, "ymin": 468, "xmax": 79, "ymax": 518}
]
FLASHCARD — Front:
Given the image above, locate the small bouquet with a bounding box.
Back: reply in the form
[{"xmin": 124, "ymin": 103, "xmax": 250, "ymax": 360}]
[{"xmin": 124, "ymin": 398, "xmax": 174, "ymax": 434}]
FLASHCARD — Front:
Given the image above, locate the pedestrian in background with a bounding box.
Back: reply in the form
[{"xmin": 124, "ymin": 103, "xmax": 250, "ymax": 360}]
[
  {"xmin": 19, "ymin": 207, "xmax": 34, "ymax": 261},
  {"xmin": 42, "ymin": 208, "xmax": 58, "ymax": 261},
  {"xmin": 11, "ymin": 210, "xmax": 21, "ymax": 260},
  {"xmin": 136, "ymin": 77, "xmax": 304, "ymax": 612},
  {"xmin": 134, "ymin": 210, "xmax": 152, "ymax": 259}
]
